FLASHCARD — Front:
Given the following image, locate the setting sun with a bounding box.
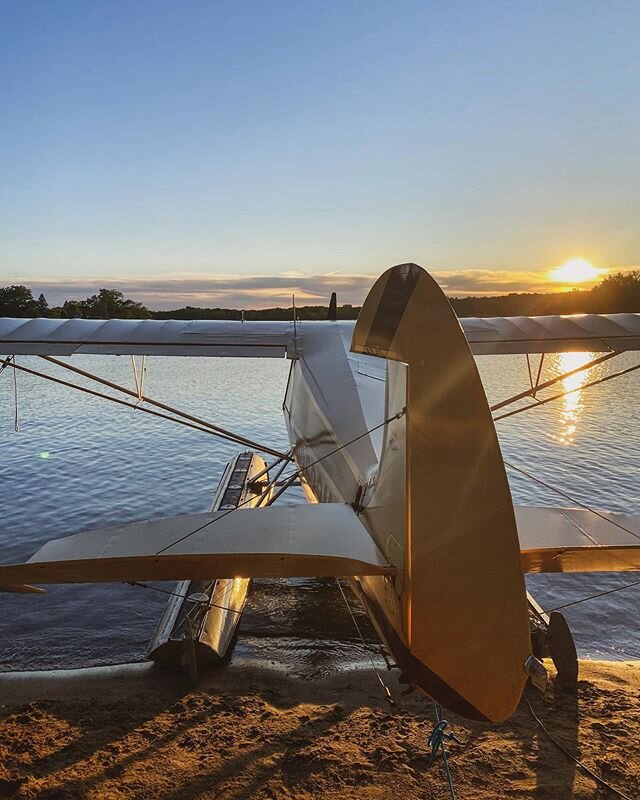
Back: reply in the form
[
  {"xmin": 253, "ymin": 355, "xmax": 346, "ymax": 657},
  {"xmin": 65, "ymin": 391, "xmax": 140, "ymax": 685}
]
[{"xmin": 550, "ymin": 258, "xmax": 603, "ymax": 284}]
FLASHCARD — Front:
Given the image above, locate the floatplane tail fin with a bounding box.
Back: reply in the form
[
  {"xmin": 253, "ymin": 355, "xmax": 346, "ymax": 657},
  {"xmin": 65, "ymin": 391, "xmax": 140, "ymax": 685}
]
[{"xmin": 352, "ymin": 263, "xmax": 532, "ymax": 723}]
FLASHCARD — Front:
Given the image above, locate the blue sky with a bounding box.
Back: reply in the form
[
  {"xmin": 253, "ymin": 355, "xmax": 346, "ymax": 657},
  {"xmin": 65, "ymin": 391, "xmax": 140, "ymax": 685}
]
[{"xmin": 1, "ymin": 1, "xmax": 639, "ymax": 307}]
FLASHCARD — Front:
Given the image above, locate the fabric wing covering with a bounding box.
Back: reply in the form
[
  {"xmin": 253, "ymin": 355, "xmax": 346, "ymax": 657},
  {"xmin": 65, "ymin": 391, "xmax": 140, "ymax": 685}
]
[
  {"xmin": 516, "ymin": 505, "xmax": 640, "ymax": 573},
  {"xmin": 0, "ymin": 318, "xmax": 295, "ymax": 357},
  {"xmin": 460, "ymin": 313, "xmax": 640, "ymax": 354},
  {"xmin": 0, "ymin": 504, "xmax": 393, "ymax": 592},
  {"xmin": 1, "ymin": 312, "xmax": 639, "ymax": 357}
]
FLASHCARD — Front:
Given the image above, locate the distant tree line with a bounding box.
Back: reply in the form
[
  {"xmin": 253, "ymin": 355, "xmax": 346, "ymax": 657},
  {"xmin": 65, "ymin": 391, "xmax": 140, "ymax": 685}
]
[
  {"xmin": 450, "ymin": 271, "xmax": 640, "ymax": 317},
  {"xmin": 0, "ymin": 287, "xmax": 151, "ymax": 319},
  {"xmin": 1, "ymin": 271, "xmax": 639, "ymax": 320},
  {"xmin": 152, "ymin": 303, "xmax": 360, "ymax": 321}
]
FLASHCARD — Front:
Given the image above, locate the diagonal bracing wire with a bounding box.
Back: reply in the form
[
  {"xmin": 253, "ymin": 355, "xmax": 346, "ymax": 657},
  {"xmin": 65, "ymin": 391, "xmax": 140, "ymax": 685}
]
[
  {"xmin": 335, "ymin": 577, "xmax": 394, "ymax": 704},
  {"xmin": 40, "ymin": 354, "xmax": 288, "ymax": 457},
  {"xmin": 493, "ymin": 360, "xmax": 640, "ymax": 422},
  {"xmin": 1, "ymin": 356, "xmax": 288, "ymax": 459},
  {"xmin": 129, "ymin": 579, "xmax": 244, "ymax": 616},
  {"xmin": 525, "ymin": 696, "xmax": 632, "ymax": 800},
  {"xmin": 495, "ymin": 359, "xmax": 640, "ymax": 616},
  {"xmin": 504, "ymin": 460, "xmax": 640, "ymax": 544},
  {"xmin": 491, "ymin": 351, "xmax": 618, "ymax": 412},
  {"xmin": 154, "ymin": 407, "xmax": 406, "ymax": 556},
  {"xmin": 543, "ymin": 578, "xmax": 640, "ymax": 614}
]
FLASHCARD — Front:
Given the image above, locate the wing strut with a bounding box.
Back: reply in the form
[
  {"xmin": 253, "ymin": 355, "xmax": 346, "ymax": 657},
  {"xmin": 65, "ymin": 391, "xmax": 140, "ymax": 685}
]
[
  {"xmin": 0, "ymin": 356, "xmax": 289, "ymax": 460},
  {"xmin": 493, "ymin": 358, "xmax": 640, "ymax": 422},
  {"xmin": 491, "ymin": 351, "xmax": 620, "ymax": 412}
]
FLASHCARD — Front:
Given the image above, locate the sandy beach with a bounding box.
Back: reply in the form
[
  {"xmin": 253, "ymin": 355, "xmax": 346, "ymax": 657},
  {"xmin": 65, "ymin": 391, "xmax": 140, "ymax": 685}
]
[{"xmin": 0, "ymin": 659, "xmax": 637, "ymax": 799}]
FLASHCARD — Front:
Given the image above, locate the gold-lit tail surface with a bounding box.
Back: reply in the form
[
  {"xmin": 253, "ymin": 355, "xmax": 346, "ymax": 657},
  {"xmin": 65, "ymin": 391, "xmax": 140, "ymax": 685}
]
[{"xmin": 352, "ymin": 263, "xmax": 531, "ymax": 722}]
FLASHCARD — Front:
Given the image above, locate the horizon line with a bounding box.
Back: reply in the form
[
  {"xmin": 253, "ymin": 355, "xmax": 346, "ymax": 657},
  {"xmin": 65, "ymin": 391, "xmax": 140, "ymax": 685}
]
[{"xmin": 2, "ymin": 267, "xmax": 637, "ymax": 311}]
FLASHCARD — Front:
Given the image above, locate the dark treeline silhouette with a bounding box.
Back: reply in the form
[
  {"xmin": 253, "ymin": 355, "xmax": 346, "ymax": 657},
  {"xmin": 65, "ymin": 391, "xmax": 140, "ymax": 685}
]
[
  {"xmin": 2, "ymin": 271, "xmax": 639, "ymax": 320},
  {"xmin": 0, "ymin": 285, "xmax": 49, "ymax": 317},
  {"xmin": 451, "ymin": 271, "xmax": 640, "ymax": 316},
  {"xmin": 152, "ymin": 303, "xmax": 359, "ymax": 321},
  {"xmin": 0, "ymin": 287, "xmax": 151, "ymax": 319}
]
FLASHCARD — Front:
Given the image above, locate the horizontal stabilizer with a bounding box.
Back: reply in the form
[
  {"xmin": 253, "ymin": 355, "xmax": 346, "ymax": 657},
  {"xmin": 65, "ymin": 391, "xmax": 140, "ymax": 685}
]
[
  {"xmin": 0, "ymin": 504, "xmax": 392, "ymax": 588},
  {"xmin": 517, "ymin": 505, "xmax": 640, "ymax": 572}
]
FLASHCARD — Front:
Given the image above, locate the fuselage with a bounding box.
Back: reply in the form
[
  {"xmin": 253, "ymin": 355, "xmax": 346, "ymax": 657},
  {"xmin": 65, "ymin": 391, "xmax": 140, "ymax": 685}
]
[
  {"xmin": 284, "ymin": 321, "xmax": 385, "ymax": 507},
  {"xmin": 282, "ymin": 321, "xmax": 410, "ymax": 672},
  {"xmin": 281, "ymin": 309, "xmax": 531, "ymax": 723}
]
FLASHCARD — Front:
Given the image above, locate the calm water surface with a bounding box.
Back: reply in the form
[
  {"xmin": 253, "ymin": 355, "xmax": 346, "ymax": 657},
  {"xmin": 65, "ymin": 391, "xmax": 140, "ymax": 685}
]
[{"xmin": 0, "ymin": 350, "xmax": 638, "ymax": 673}]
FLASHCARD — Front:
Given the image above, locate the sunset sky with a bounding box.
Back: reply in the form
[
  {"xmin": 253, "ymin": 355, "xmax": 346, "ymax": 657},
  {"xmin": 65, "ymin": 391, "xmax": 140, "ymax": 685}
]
[{"xmin": 1, "ymin": 1, "xmax": 639, "ymax": 308}]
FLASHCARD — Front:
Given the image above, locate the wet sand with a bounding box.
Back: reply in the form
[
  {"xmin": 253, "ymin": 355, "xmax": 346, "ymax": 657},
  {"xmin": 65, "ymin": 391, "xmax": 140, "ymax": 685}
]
[{"xmin": 0, "ymin": 659, "xmax": 638, "ymax": 799}]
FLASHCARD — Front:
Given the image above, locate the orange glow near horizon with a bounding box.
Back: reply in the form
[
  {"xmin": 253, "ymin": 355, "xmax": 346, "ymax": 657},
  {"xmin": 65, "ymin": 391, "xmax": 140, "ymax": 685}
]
[{"xmin": 549, "ymin": 258, "xmax": 604, "ymax": 285}]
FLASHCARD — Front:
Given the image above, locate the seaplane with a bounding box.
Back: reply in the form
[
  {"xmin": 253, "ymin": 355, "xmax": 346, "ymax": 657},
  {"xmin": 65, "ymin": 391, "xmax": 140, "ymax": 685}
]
[{"xmin": 1, "ymin": 263, "xmax": 639, "ymax": 723}]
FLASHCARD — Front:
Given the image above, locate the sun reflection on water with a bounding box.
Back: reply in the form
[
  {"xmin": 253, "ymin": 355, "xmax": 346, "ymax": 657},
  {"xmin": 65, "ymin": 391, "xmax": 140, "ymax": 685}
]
[{"xmin": 554, "ymin": 351, "xmax": 594, "ymax": 444}]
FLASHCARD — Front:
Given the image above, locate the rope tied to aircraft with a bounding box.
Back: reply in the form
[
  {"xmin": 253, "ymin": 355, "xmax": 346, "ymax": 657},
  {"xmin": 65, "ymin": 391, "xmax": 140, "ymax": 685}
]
[{"xmin": 427, "ymin": 703, "xmax": 462, "ymax": 800}]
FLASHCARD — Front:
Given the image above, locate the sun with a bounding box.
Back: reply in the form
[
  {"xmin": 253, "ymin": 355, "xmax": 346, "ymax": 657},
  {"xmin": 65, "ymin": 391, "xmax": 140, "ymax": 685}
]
[{"xmin": 549, "ymin": 258, "xmax": 603, "ymax": 284}]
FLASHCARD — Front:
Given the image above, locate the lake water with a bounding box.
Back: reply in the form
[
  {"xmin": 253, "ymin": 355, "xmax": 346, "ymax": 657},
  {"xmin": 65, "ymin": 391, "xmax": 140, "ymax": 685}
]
[{"xmin": 0, "ymin": 349, "xmax": 638, "ymax": 674}]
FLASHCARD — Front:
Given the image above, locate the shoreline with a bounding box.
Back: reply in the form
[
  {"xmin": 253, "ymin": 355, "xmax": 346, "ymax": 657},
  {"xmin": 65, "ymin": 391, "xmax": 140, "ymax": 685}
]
[{"xmin": 1, "ymin": 659, "xmax": 638, "ymax": 799}]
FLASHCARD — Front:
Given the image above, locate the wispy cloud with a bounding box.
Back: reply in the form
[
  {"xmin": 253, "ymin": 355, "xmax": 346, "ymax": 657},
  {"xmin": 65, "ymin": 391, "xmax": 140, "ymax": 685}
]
[{"xmin": 8, "ymin": 267, "xmax": 631, "ymax": 309}]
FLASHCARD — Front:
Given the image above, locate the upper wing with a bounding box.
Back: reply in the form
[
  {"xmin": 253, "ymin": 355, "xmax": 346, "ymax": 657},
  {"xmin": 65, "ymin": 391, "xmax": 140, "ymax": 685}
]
[
  {"xmin": 516, "ymin": 505, "xmax": 640, "ymax": 573},
  {"xmin": 461, "ymin": 313, "xmax": 640, "ymax": 355},
  {"xmin": 2, "ymin": 313, "xmax": 639, "ymax": 357},
  {"xmin": 0, "ymin": 318, "xmax": 294, "ymax": 357},
  {"xmin": 0, "ymin": 503, "xmax": 393, "ymax": 591}
]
